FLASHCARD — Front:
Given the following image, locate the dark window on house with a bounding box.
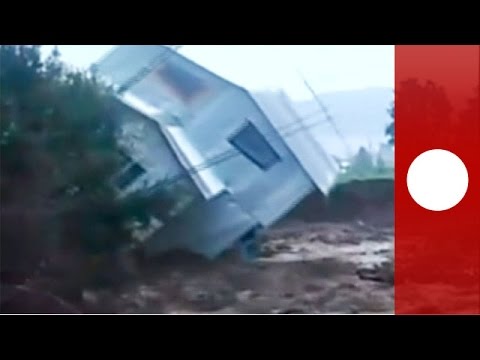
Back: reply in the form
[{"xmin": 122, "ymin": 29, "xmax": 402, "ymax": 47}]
[
  {"xmin": 229, "ymin": 121, "xmax": 281, "ymax": 170},
  {"xmin": 157, "ymin": 64, "xmax": 206, "ymax": 103},
  {"xmin": 114, "ymin": 162, "xmax": 146, "ymax": 189},
  {"xmin": 118, "ymin": 150, "xmax": 133, "ymax": 168}
]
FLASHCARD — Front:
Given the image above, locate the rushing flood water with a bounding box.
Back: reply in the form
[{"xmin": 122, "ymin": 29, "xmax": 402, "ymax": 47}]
[{"xmin": 260, "ymin": 240, "xmax": 392, "ymax": 269}]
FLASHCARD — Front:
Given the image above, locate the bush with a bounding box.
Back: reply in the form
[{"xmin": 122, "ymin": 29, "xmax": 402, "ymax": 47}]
[{"xmin": 0, "ymin": 45, "xmax": 157, "ymax": 291}]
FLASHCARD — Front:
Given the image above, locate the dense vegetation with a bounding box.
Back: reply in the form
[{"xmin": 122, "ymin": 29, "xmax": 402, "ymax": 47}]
[
  {"xmin": 385, "ymin": 102, "xmax": 394, "ymax": 145},
  {"xmin": 0, "ymin": 45, "xmax": 158, "ymax": 302}
]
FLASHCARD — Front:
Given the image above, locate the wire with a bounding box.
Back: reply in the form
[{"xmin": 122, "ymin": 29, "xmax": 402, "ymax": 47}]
[
  {"xmin": 145, "ymin": 113, "xmax": 333, "ymax": 192},
  {"xmin": 300, "ymin": 75, "xmax": 353, "ymax": 158}
]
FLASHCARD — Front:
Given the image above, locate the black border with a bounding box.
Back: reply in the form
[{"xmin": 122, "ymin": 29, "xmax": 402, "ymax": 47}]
[
  {"xmin": 1, "ymin": 6, "xmax": 479, "ymax": 45},
  {"xmin": 2, "ymin": 313, "xmax": 479, "ymax": 348},
  {"xmin": 2, "ymin": 8, "xmax": 479, "ymax": 347}
]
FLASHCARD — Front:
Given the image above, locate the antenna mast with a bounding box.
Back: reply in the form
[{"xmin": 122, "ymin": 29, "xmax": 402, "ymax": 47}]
[{"xmin": 300, "ymin": 75, "xmax": 353, "ymax": 158}]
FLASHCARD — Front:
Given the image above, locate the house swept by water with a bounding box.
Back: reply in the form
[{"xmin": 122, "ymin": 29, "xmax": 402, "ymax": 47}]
[{"xmin": 93, "ymin": 45, "xmax": 339, "ymax": 259}]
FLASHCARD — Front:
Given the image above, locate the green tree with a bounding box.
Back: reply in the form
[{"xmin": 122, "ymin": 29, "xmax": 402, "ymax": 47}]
[
  {"xmin": 385, "ymin": 102, "xmax": 394, "ymax": 145},
  {"xmin": 0, "ymin": 45, "xmax": 158, "ymax": 291}
]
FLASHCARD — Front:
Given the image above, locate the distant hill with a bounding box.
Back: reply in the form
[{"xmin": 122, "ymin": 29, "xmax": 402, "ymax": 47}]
[{"xmin": 293, "ymin": 87, "xmax": 393, "ymax": 159}]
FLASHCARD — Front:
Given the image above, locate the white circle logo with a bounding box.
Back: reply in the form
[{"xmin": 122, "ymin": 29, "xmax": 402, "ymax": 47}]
[{"xmin": 407, "ymin": 149, "xmax": 469, "ymax": 211}]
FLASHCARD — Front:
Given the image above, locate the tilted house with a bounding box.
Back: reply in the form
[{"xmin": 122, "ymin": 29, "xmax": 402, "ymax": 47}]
[{"xmin": 94, "ymin": 45, "xmax": 339, "ymax": 259}]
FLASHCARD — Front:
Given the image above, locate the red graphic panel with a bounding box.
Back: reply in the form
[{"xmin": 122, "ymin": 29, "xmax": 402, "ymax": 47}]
[{"xmin": 395, "ymin": 45, "xmax": 480, "ymax": 314}]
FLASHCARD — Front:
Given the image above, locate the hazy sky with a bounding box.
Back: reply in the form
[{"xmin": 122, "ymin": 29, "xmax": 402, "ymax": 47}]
[{"xmin": 42, "ymin": 45, "xmax": 394, "ymax": 101}]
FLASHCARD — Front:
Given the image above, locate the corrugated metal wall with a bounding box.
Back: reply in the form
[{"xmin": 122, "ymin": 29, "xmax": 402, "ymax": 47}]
[{"xmin": 182, "ymin": 87, "xmax": 315, "ymax": 226}]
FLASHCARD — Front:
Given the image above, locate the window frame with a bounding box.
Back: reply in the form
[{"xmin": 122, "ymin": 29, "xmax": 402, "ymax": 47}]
[
  {"xmin": 112, "ymin": 151, "xmax": 147, "ymax": 190},
  {"xmin": 228, "ymin": 120, "xmax": 281, "ymax": 171}
]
